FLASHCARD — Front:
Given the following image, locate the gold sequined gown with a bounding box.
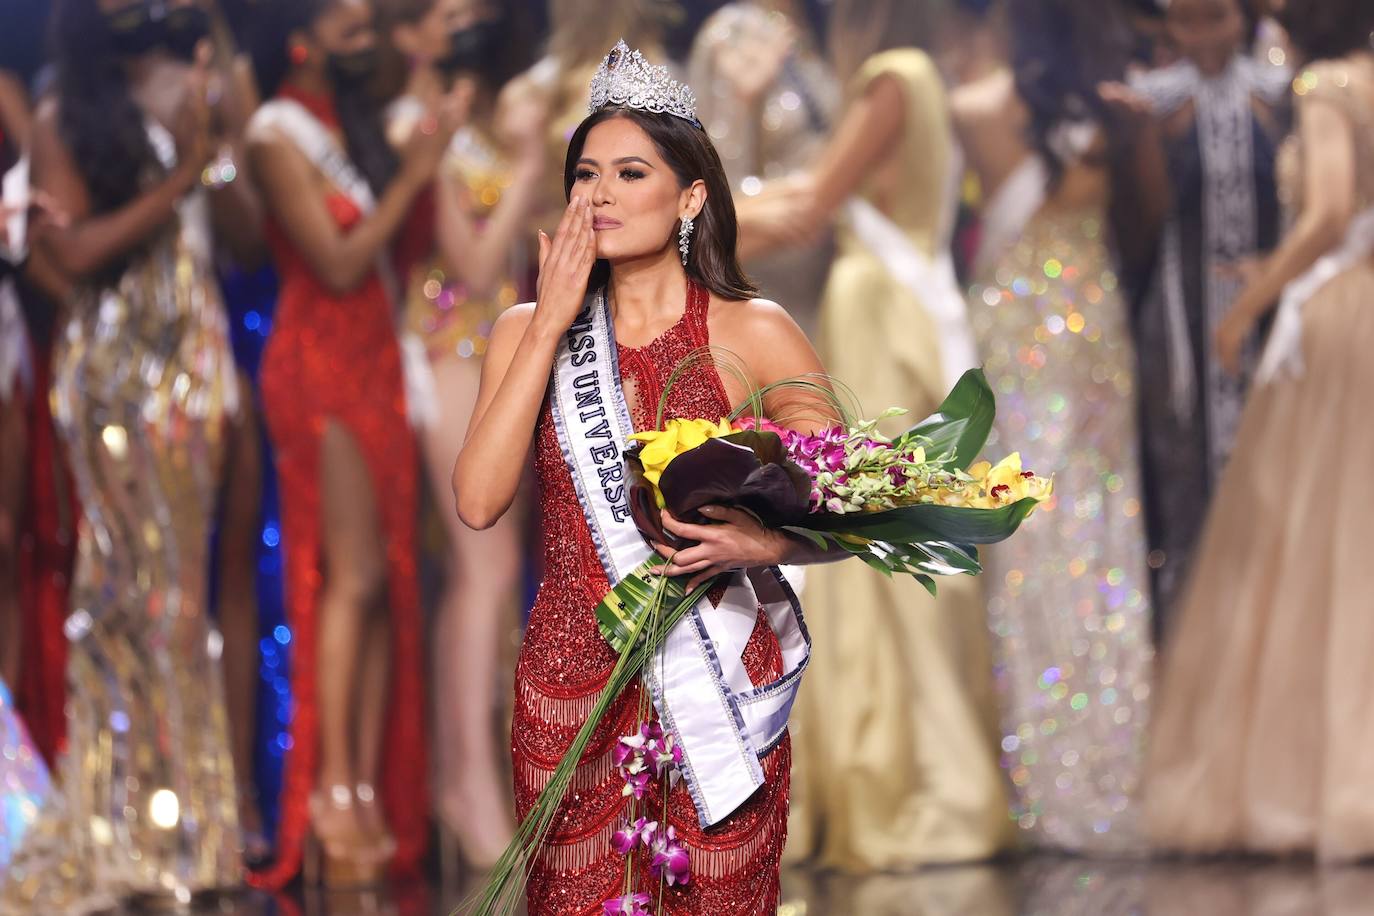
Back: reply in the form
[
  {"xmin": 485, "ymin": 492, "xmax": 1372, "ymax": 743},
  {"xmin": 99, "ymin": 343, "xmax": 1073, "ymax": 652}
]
[
  {"xmin": 1146, "ymin": 58, "xmax": 1374, "ymax": 861},
  {"xmin": 1, "ymin": 134, "xmax": 240, "ymax": 912},
  {"xmin": 790, "ymin": 49, "xmax": 1012, "ymax": 871},
  {"xmin": 967, "ymin": 161, "xmax": 1154, "ymax": 853}
]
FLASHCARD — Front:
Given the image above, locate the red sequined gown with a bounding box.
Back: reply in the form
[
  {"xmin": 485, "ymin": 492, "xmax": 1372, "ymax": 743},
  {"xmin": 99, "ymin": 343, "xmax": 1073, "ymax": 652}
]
[
  {"xmin": 514, "ymin": 282, "xmax": 790, "ymax": 915},
  {"xmin": 250, "ymin": 88, "xmax": 428, "ymax": 888}
]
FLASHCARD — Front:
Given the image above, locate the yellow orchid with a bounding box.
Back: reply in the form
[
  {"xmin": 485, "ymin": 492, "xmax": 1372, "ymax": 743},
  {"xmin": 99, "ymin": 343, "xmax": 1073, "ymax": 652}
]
[
  {"xmin": 628, "ymin": 417, "xmax": 735, "ymax": 506},
  {"xmin": 964, "ymin": 452, "xmax": 1054, "ymax": 508}
]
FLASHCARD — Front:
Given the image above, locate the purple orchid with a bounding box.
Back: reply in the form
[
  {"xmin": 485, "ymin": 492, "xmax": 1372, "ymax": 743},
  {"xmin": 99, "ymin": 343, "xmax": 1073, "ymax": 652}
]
[
  {"xmin": 611, "ymin": 816, "xmax": 660, "ymax": 854},
  {"xmin": 602, "ymin": 892, "xmax": 653, "ymax": 916},
  {"xmin": 650, "ymin": 733, "xmax": 684, "ymax": 778},
  {"xmin": 621, "ymin": 768, "xmax": 652, "ymax": 799},
  {"xmin": 649, "ymin": 826, "xmax": 691, "ymax": 887}
]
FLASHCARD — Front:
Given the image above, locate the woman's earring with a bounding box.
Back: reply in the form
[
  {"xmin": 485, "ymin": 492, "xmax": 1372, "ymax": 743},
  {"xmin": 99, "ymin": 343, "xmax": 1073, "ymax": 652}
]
[
  {"xmin": 678, "ymin": 216, "xmax": 694, "ymax": 267},
  {"xmin": 290, "ymin": 43, "xmax": 310, "ymax": 66}
]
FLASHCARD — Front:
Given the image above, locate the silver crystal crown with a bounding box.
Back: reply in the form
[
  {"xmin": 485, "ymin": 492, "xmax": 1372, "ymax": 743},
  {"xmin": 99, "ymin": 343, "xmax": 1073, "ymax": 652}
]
[{"xmin": 588, "ymin": 40, "xmax": 700, "ymax": 127}]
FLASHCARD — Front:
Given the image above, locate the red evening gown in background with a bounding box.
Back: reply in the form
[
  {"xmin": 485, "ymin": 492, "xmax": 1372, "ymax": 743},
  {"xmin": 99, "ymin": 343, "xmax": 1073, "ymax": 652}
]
[
  {"xmin": 514, "ymin": 282, "xmax": 790, "ymax": 915},
  {"xmin": 17, "ymin": 334, "xmax": 75, "ymax": 767},
  {"xmin": 249, "ymin": 87, "xmax": 428, "ymax": 889}
]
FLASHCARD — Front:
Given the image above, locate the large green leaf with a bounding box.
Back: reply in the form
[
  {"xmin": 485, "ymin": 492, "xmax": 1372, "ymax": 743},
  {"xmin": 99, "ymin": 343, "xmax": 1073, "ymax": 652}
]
[
  {"xmin": 896, "ymin": 368, "xmax": 996, "ymax": 471},
  {"xmin": 797, "ymin": 496, "xmax": 1041, "ymax": 545}
]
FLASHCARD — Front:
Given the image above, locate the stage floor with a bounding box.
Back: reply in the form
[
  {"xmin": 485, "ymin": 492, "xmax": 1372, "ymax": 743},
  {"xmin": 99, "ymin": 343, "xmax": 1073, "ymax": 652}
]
[{"xmin": 118, "ymin": 856, "xmax": 1374, "ymax": 915}]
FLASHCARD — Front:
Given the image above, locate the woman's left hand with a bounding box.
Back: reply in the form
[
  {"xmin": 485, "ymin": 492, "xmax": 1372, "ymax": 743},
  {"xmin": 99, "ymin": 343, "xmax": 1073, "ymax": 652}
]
[
  {"xmin": 652, "ymin": 506, "xmax": 789, "ymax": 591},
  {"xmin": 1214, "ymin": 307, "xmax": 1256, "ymax": 376}
]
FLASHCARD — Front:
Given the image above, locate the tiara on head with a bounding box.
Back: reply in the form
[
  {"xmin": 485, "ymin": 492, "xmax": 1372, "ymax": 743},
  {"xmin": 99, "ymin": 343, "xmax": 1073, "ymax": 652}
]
[{"xmin": 588, "ymin": 40, "xmax": 701, "ymax": 128}]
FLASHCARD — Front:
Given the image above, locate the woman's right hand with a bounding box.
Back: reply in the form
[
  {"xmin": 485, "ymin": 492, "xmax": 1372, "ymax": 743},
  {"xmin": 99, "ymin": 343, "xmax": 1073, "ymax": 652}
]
[
  {"xmin": 399, "ymin": 78, "xmax": 474, "ymax": 187},
  {"xmin": 171, "ymin": 54, "xmax": 215, "ymax": 181},
  {"xmin": 533, "ymin": 196, "xmax": 596, "ymax": 333}
]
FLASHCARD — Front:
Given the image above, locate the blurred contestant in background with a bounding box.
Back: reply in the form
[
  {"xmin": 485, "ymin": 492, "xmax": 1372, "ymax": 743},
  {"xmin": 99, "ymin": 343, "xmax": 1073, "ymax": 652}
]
[
  {"xmin": 1103, "ymin": 0, "xmax": 1288, "ymax": 625},
  {"xmin": 955, "ymin": 0, "xmax": 1154, "ymax": 855},
  {"xmin": 245, "ymin": 0, "xmax": 458, "ymax": 889},
  {"xmin": 377, "ymin": 0, "xmax": 544, "ymax": 871},
  {"xmin": 688, "ymin": 0, "xmax": 838, "ymax": 337},
  {"xmin": 1147, "ymin": 0, "xmax": 1374, "ymax": 860},
  {"xmin": 2, "ymin": 0, "xmax": 253, "ymax": 909},
  {"xmin": 743, "ymin": 0, "xmax": 1010, "ymax": 871}
]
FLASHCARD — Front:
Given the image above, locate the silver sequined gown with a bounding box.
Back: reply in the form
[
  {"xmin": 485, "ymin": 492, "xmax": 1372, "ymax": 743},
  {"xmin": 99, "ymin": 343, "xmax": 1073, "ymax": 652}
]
[
  {"xmin": 1, "ymin": 125, "xmax": 240, "ymax": 913},
  {"xmin": 968, "ymin": 187, "xmax": 1154, "ymax": 853}
]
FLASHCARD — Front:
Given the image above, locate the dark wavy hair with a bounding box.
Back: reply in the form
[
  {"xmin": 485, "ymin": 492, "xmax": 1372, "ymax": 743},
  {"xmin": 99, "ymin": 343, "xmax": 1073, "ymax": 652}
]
[
  {"xmin": 248, "ymin": 0, "xmax": 397, "ymax": 195},
  {"xmin": 1278, "ymin": 0, "xmax": 1374, "ymax": 62},
  {"xmin": 51, "ymin": 0, "xmax": 158, "ymax": 216},
  {"xmin": 563, "ymin": 107, "xmax": 757, "ymax": 301},
  {"xmin": 1007, "ymin": 0, "xmax": 1132, "ymax": 182}
]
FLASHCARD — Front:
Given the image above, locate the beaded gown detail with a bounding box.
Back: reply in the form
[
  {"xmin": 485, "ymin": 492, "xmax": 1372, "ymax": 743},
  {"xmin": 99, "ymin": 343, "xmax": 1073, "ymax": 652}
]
[
  {"xmin": 514, "ymin": 282, "xmax": 790, "ymax": 915},
  {"xmin": 2, "ymin": 128, "xmax": 241, "ymax": 913},
  {"xmin": 249, "ymin": 89, "xmax": 428, "ymax": 888}
]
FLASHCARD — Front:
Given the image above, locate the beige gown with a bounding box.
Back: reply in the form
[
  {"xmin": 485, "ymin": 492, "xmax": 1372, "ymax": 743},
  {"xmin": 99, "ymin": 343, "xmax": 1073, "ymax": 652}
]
[
  {"xmin": 788, "ymin": 49, "xmax": 1011, "ymax": 871},
  {"xmin": 1146, "ymin": 57, "xmax": 1374, "ymax": 860}
]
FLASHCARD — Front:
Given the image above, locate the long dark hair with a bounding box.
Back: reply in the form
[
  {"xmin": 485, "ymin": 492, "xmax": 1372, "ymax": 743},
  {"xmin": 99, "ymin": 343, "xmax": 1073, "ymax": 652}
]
[
  {"xmin": 248, "ymin": 0, "xmax": 397, "ymax": 196},
  {"xmin": 1007, "ymin": 0, "xmax": 1132, "ymax": 182},
  {"xmin": 51, "ymin": 0, "xmax": 158, "ymax": 216},
  {"xmin": 563, "ymin": 107, "xmax": 757, "ymax": 301},
  {"xmin": 1278, "ymin": 0, "xmax": 1374, "ymax": 62}
]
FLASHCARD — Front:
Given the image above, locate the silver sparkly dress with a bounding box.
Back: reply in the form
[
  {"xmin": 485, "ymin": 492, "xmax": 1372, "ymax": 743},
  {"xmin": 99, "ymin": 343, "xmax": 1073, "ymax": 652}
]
[
  {"xmin": 968, "ymin": 160, "xmax": 1154, "ymax": 853},
  {"xmin": 1, "ymin": 124, "xmax": 240, "ymax": 913}
]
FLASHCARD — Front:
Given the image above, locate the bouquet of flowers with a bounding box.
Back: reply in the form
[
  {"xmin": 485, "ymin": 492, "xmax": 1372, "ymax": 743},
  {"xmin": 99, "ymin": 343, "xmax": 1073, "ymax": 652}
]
[{"xmin": 465, "ymin": 367, "xmax": 1050, "ymax": 915}]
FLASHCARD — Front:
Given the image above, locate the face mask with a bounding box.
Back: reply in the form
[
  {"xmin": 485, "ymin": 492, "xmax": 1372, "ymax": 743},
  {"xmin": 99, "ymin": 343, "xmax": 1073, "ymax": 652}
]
[
  {"xmin": 104, "ymin": 2, "xmax": 167, "ymax": 58},
  {"xmin": 326, "ymin": 46, "xmax": 380, "ymax": 88},
  {"xmin": 435, "ymin": 19, "xmax": 503, "ymax": 77},
  {"xmin": 163, "ymin": 5, "xmax": 212, "ymax": 61}
]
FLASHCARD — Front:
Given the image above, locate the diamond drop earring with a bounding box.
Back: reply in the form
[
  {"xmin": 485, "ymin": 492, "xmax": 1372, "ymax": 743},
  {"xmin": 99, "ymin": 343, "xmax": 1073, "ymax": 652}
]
[{"xmin": 678, "ymin": 216, "xmax": 694, "ymax": 267}]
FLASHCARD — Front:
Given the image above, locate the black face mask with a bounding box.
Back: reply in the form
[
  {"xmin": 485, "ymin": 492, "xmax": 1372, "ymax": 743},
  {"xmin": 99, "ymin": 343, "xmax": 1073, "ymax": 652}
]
[
  {"xmin": 326, "ymin": 46, "xmax": 380, "ymax": 88},
  {"xmin": 104, "ymin": 2, "xmax": 167, "ymax": 58},
  {"xmin": 163, "ymin": 5, "xmax": 212, "ymax": 61},
  {"xmin": 435, "ymin": 19, "xmax": 503, "ymax": 77}
]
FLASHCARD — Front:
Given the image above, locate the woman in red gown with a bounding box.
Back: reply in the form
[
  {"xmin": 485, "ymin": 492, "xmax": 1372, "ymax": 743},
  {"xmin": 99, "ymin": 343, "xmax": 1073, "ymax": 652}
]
[
  {"xmin": 454, "ymin": 44, "xmax": 836, "ymax": 914},
  {"xmin": 244, "ymin": 0, "xmax": 457, "ymax": 888}
]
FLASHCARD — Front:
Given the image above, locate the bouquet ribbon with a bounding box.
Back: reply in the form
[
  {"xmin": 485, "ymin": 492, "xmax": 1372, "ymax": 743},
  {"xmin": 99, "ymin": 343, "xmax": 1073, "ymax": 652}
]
[{"xmin": 550, "ymin": 287, "xmax": 811, "ymax": 828}]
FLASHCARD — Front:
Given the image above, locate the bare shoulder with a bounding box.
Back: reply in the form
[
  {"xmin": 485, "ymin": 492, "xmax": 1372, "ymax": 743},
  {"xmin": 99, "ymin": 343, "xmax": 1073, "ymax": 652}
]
[
  {"xmin": 708, "ymin": 295, "xmax": 823, "ymax": 382},
  {"xmin": 492, "ymin": 301, "xmax": 537, "ymax": 338},
  {"xmin": 950, "ymin": 69, "xmax": 1017, "ymax": 128},
  {"xmin": 709, "ymin": 295, "xmax": 806, "ymax": 342}
]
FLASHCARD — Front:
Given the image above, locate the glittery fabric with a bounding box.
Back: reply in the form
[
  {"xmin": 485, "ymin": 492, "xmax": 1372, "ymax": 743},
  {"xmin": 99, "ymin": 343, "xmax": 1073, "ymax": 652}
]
[
  {"xmin": 2, "ymin": 191, "xmax": 242, "ymax": 913},
  {"xmin": 250, "ymin": 185, "xmax": 428, "ymax": 888},
  {"xmin": 0, "ymin": 678, "xmax": 49, "ymax": 872},
  {"xmin": 515, "ymin": 282, "xmax": 790, "ymax": 914},
  {"xmin": 1145, "ymin": 64, "xmax": 1374, "ymax": 860},
  {"xmin": 968, "ymin": 204, "xmax": 1154, "ymax": 853},
  {"xmin": 402, "ymin": 126, "xmax": 523, "ymax": 362}
]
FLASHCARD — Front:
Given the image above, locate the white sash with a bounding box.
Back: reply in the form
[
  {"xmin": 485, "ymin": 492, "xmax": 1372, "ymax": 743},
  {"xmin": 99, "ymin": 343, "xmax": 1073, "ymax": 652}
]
[
  {"xmin": 1255, "ymin": 206, "xmax": 1374, "ymax": 384},
  {"xmin": 973, "ymin": 154, "xmax": 1049, "ymax": 280},
  {"xmin": 0, "ymin": 154, "xmax": 31, "ymax": 401},
  {"xmin": 845, "ymin": 139, "xmax": 978, "ymax": 391},
  {"xmin": 248, "ymin": 98, "xmax": 439, "ymax": 428},
  {"xmin": 550, "ymin": 287, "xmax": 810, "ymax": 828},
  {"xmin": 844, "ymin": 197, "xmax": 978, "ymax": 391}
]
